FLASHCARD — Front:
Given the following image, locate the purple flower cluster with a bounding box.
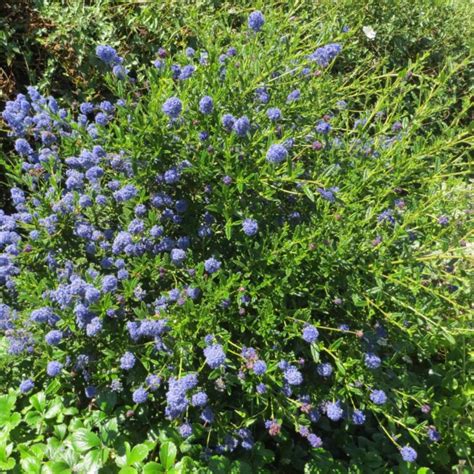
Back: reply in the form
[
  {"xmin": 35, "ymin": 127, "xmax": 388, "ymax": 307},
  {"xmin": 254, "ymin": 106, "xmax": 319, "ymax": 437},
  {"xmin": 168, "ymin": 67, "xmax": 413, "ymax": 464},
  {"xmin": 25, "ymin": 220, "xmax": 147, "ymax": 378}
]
[
  {"xmin": 162, "ymin": 97, "xmax": 182, "ymax": 118},
  {"xmin": 204, "ymin": 343, "xmax": 226, "ymax": 369},
  {"xmin": 266, "ymin": 144, "xmax": 288, "ymax": 164},
  {"xmin": 242, "ymin": 218, "xmax": 258, "ymax": 236},
  {"xmin": 165, "ymin": 373, "xmax": 198, "ymax": 419},
  {"xmin": 308, "ymin": 43, "xmax": 342, "ymax": 67},
  {"xmin": 248, "ymin": 11, "xmax": 265, "ymax": 32},
  {"xmin": 96, "ymin": 45, "xmax": 128, "ymax": 80},
  {"xmin": 302, "ymin": 324, "xmax": 319, "ymax": 343}
]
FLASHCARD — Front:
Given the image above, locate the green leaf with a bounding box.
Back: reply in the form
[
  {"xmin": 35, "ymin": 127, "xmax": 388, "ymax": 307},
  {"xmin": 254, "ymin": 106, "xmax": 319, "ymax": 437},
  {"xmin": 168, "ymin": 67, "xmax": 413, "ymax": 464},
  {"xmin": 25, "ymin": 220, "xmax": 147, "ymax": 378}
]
[
  {"xmin": 77, "ymin": 449, "xmax": 105, "ymax": 472},
  {"xmin": 42, "ymin": 461, "xmax": 71, "ymax": 474},
  {"xmin": 20, "ymin": 456, "xmax": 42, "ymax": 474},
  {"xmin": 97, "ymin": 391, "xmax": 117, "ymax": 414},
  {"xmin": 45, "ymin": 400, "xmax": 63, "ymax": 419},
  {"xmin": 0, "ymin": 394, "xmax": 16, "ymax": 423},
  {"xmin": 24, "ymin": 411, "xmax": 42, "ymax": 426},
  {"xmin": 127, "ymin": 444, "xmax": 150, "ymax": 465},
  {"xmin": 310, "ymin": 343, "xmax": 320, "ymax": 363},
  {"xmin": 100, "ymin": 417, "xmax": 118, "ymax": 445},
  {"xmin": 159, "ymin": 441, "xmax": 177, "ymax": 470},
  {"xmin": 302, "ymin": 185, "xmax": 315, "ymax": 202},
  {"xmin": 71, "ymin": 429, "xmax": 101, "ymax": 453},
  {"xmin": 119, "ymin": 467, "xmax": 138, "ymax": 474},
  {"xmin": 30, "ymin": 392, "xmax": 46, "ymax": 412},
  {"xmin": 336, "ymin": 360, "xmax": 346, "ymax": 375},
  {"xmin": 0, "ymin": 458, "xmax": 16, "ymax": 470},
  {"xmin": 208, "ymin": 456, "xmax": 231, "ymax": 473},
  {"xmin": 143, "ymin": 462, "xmax": 164, "ymax": 473},
  {"xmin": 175, "ymin": 456, "xmax": 195, "ymax": 473},
  {"xmin": 225, "ymin": 220, "xmax": 233, "ymax": 240},
  {"xmin": 230, "ymin": 460, "xmax": 253, "ymax": 474},
  {"xmin": 8, "ymin": 412, "xmax": 21, "ymax": 428}
]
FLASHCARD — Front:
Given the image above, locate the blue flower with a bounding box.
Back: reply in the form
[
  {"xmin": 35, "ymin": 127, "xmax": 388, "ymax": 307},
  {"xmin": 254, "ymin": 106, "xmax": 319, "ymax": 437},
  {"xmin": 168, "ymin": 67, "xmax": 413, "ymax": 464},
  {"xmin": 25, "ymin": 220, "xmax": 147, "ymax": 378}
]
[
  {"xmin": 286, "ymin": 89, "xmax": 300, "ymax": 103},
  {"xmin": 95, "ymin": 112, "xmax": 108, "ymax": 126},
  {"xmin": 199, "ymin": 407, "xmax": 214, "ymax": 424},
  {"xmin": 178, "ymin": 65, "xmax": 195, "ymax": 80},
  {"xmin": 191, "ymin": 391, "xmax": 208, "ymax": 407},
  {"xmin": 438, "ymin": 215, "xmax": 449, "ymax": 225},
  {"xmin": 153, "ymin": 59, "xmax": 164, "ymax": 69},
  {"xmin": 204, "ymin": 343, "xmax": 226, "ymax": 369},
  {"xmin": 86, "ymin": 317, "xmax": 103, "ymax": 337},
  {"xmin": 316, "ymin": 120, "xmax": 331, "ymax": 134},
  {"xmin": 377, "ymin": 210, "xmax": 395, "ymax": 225},
  {"xmin": 113, "ymin": 184, "xmax": 137, "ymax": 203},
  {"xmin": 45, "ymin": 330, "xmax": 63, "ymax": 346},
  {"xmin": 308, "ymin": 43, "xmax": 342, "ymax": 67},
  {"xmin": 15, "ymin": 138, "xmax": 33, "ymax": 156},
  {"xmin": 113, "ymin": 65, "xmax": 128, "ymax": 80},
  {"xmin": 46, "ymin": 361, "xmax": 63, "ymax": 377},
  {"xmin": 110, "ymin": 379, "xmax": 123, "ymax": 392},
  {"xmin": 237, "ymin": 428, "xmax": 254, "ymax": 450},
  {"xmin": 96, "ymin": 45, "xmax": 120, "ymax": 65},
  {"xmin": 307, "ymin": 433, "xmax": 322, "ymax": 447},
  {"xmin": 283, "ymin": 365, "xmax": 303, "ymax": 385},
  {"xmin": 364, "ymin": 352, "xmax": 381, "ymax": 369},
  {"xmin": 80, "ymin": 102, "xmax": 94, "ymax": 114},
  {"xmin": 30, "ymin": 307, "xmax": 58, "ymax": 325},
  {"xmin": 248, "ymin": 11, "xmax": 265, "ymax": 32},
  {"xmin": 179, "ymin": 422, "xmax": 193, "ymax": 438},
  {"xmin": 267, "ymin": 107, "xmax": 282, "ymax": 121},
  {"xmin": 170, "ymin": 248, "xmax": 186, "ymax": 265},
  {"xmin": 326, "ymin": 401, "xmax": 343, "ymax": 421},
  {"xmin": 253, "ymin": 360, "xmax": 267, "ymax": 375},
  {"xmin": 317, "ymin": 363, "xmax": 333, "ymax": 377},
  {"xmin": 132, "ymin": 387, "xmax": 148, "ymax": 404},
  {"xmin": 242, "ymin": 218, "xmax": 258, "ymax": 236},
  {"xmin": 165, "ymin": 374, "xmax": 198, "ymax": 419},
  {"xmin": 255, "ymin": 87, "xmax": 270, "ymax": 103},
  {"xmin": 400, "ymin": 446, "xmax": 417, "ymax": 462},
  {"xmin": 221, "ymin": 113, "xmax": 235, "ymax": 129},
  {"xmin": 427, "ymin": 426, "xmax": 441, "ymax": 442},
  {"xmin": 199, "ymin": 96, "xmax": 214, "ymax": 114},
  {"xmin": 85, "ymin": 386, "xmax": 97, "ymax": 398},
  {"xmin": 102, "ymin": 275, "xmax": 118, "ymax": 293},
  {"xmin": 302, "ymin": 324, "xmax": 319, "ymax": 343},
  {"xmin": 256, "ymin": 383, "xmax": 267, "ymax": 394},
  {"xmin": 370, "ymin": 389, "xmax": 387, "ymax": 405},
  {"xmin": 204, "ymin": 257, "xmax": 221, "ymax": 274},
  {"xmin": 317, "ymin": 187, "xmax": 339, "ymax": 203},
  {"xmin": 162, "ymin": 97, "xmax": 182, "ymax": 118},
  {"xmin": 233, "ymin": 116, "xmax": 250, "ymax": 136},
  {"xmin": 266, "ymin": 144, "xmax": 288, "ymax": 164},
  {"xmin": 144, "ymin": 375, "xmax": 161, "ymax": 392},
  {"xmin": 352, "ymin": 409, "xmax": 366, "ymax": 425},
  {"xmin": 120, "ymin": 352, "xmax": 136, "ymax": 370},
  {"xmin": 19, "ymin": 379, "xmax": 34, "ymax": 394},
  {"xmin": 186, "ymin": 287, "xmax": 200, "ymax": 300}
]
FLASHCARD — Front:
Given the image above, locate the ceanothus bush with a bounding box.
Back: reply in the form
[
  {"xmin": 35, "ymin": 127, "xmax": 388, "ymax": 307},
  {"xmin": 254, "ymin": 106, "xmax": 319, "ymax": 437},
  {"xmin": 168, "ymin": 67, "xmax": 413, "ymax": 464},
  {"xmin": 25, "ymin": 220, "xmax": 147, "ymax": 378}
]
[{"xmin": 0, "ymin": 8, "xmax": 466, "ymax": 469}]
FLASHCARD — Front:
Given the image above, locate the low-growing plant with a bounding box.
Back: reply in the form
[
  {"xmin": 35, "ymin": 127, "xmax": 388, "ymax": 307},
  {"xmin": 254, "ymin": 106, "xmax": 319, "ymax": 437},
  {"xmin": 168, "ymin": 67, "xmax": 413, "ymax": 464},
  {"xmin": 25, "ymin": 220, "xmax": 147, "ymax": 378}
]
[{"xmin": 0, "ymin": 6, "xmax": 472, "ymax": 473}]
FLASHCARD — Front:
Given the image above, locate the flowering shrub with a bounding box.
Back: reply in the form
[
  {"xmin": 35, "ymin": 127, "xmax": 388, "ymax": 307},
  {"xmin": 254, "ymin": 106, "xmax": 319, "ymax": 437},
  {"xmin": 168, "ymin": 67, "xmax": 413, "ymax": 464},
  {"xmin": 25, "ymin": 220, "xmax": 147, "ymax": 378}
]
[{"xmin": 0, "ymin": 7, "xmax": 471, "ymax": 472}]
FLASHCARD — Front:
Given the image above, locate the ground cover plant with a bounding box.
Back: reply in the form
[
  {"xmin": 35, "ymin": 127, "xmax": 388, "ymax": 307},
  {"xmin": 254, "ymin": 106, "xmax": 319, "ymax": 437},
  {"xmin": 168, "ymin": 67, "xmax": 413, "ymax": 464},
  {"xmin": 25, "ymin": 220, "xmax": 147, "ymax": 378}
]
[{"xmin": 0, "ymin": 2, "xmax": 472, "ymax": 473}]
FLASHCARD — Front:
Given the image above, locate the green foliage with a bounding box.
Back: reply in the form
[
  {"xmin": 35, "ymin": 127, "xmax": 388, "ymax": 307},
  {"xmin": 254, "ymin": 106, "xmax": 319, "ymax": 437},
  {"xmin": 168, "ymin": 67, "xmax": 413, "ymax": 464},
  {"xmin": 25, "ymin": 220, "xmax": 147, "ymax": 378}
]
[{"xmin": 0, "ymin": 1, "xmax": 472, "ymax": 473}]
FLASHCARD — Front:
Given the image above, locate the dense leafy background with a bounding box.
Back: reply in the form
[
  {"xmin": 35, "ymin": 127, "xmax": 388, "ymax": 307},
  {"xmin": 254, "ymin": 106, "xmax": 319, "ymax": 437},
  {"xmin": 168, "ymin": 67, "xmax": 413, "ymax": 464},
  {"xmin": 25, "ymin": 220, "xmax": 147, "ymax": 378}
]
[{"xmin": 0, "ymin": 1, "xmax": 472, "ymax": 473}]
